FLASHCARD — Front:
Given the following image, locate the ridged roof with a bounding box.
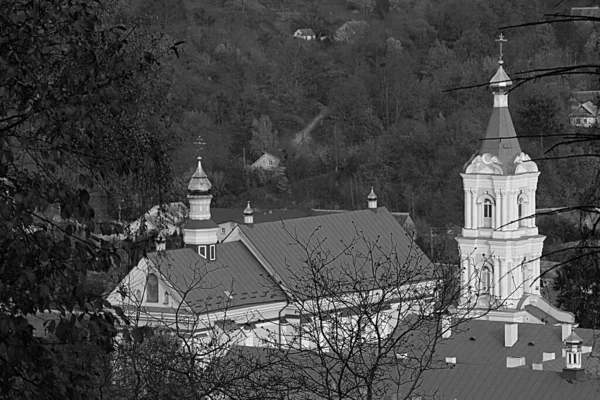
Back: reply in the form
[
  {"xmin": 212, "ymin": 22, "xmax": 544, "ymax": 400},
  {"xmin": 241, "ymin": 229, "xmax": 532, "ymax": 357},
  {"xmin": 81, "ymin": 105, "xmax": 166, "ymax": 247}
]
[
  {"xmin": 147, "ymin": 243, "xmax": 286, "ymax": 313},
  {"xmin": 239, "ymin": 207, "xmax": 431, "ymax": 294}
]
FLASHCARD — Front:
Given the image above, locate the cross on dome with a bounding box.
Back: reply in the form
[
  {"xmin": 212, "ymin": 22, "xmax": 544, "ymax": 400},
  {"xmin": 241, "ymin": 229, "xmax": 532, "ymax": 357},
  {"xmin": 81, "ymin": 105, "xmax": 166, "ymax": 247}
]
[{"xmin": 495, "ymin": 33, "xmax": 507, "ymax": 64}]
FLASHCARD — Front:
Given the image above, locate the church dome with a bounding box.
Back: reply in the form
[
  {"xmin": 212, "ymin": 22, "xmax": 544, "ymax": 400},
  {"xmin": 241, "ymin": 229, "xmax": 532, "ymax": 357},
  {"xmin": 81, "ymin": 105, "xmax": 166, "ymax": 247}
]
[
  {"xmin": 244, "ymin": 201, "xmax": 254, "ymax": 215},
  {"xmin": 187, "ymin": 157, "xmax": 212, "ymax": 195},
  {"xmin": 489, "ymin": 63, "xmax": 513, "ymax": 92}
]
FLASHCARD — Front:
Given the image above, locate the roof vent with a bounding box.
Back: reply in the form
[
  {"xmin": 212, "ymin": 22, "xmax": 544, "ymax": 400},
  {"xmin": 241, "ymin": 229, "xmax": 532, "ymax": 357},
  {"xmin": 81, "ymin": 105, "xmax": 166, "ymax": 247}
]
[
  {"xmin": 532, "ymin": 363, "xmax": 543, "ymax": 370},
  {"xmin": 504, "ymin": 323, "xmax": 518, "ymax": 348},
  {"xmin": 506, "ymin": 356, "xmax": 526, "ymax": 368},
  {"xmin": 445, "ymin": 357, "xmax": 456, "ymax": 364}
]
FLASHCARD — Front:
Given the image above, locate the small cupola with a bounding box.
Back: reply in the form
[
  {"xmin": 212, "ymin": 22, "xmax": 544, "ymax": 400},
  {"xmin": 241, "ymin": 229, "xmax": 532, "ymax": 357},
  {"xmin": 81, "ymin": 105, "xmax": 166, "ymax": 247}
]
[
  {"xmin": 562, "ymin": 329, "xmax": 585, "ymax": 381},
  {"xmin": 367, "ymin": 186, "xmax": 378, "ymax": 209},
  {"xmin": 244, "ymin": 201, "xmax": 254, "ymax": 224},
  {"xmin": 155, "ymin": 232, "xmax": 166, "ymax": 252}
]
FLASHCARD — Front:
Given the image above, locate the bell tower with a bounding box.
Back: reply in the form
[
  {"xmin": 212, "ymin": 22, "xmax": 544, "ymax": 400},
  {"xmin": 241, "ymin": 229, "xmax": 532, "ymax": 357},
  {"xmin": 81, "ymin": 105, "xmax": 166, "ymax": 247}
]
[
  {"xmin": 184, "ymin": 157, "xmax": 219, "ymax": 260},
  {"xmin": 456, "ymin": 35, "xmax": 545, "ymax": 310}
]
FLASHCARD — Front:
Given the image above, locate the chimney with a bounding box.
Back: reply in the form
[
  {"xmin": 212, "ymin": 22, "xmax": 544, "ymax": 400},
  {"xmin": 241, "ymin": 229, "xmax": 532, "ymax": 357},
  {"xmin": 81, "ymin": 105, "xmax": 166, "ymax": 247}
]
[
  {"xmin": 506, "ymin": 356, "xmax": 526, "ymax": 368},
  {"xmin": 542, "ymin": 352, "xmax": 555, "ymax": 362},
  {"xmin": 367, "ymin": 186, "xmax": 377, "ymax": 209},
  {"xmin": 445, "ymin": 357, "xmax": 456, "ymax": 364},
  {"xmin": 561, "ymin": 323, "xmax": 572, "ymax": 341},
  {"xmin": 244, "ymin": 201, "xmax": 254, "ymax": 224},
  {"xmin": 504, "ymin": 323, "xmax": 518, "ymax": 348}
]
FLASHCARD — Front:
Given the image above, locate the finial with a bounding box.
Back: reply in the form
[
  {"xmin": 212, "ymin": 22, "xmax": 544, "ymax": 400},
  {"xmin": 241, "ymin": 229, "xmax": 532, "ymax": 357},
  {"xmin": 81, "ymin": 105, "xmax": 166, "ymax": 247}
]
[{"xmin": 496, "ymin": 33, "xmax": 507, "ymax": 64}]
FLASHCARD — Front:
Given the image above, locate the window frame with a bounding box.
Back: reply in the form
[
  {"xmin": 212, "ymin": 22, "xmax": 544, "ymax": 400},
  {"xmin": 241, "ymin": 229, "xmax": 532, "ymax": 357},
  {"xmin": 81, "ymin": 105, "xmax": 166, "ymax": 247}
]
[
  {"xmin": 147, "ymin": 273, "xmax": 159, "ymax": 303},
  {"xmin": 199, "ymin": 245, "xmax": 207, "ymax": 258},
  {"xmin": 209, "ymin": 244, "xmax": 216, "ymax": 261}
]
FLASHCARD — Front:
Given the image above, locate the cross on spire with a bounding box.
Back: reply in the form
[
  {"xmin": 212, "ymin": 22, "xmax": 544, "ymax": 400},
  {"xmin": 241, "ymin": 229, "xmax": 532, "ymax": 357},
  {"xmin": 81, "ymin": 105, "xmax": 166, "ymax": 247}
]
[{"xmin": 496, "ymin": 33, "xmax": 507, "ymax": 63}]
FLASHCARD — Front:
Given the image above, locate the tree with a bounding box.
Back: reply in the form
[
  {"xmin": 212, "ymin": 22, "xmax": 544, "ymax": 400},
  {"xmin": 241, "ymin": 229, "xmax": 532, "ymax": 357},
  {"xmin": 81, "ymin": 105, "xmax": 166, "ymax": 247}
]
[
  {"xmin": 249, "ymin": 115, "xmax": 278, "ymax": 157},
  {"xmin": 0, "ymin": 0, "xmax": 179, "ymax": 397}
]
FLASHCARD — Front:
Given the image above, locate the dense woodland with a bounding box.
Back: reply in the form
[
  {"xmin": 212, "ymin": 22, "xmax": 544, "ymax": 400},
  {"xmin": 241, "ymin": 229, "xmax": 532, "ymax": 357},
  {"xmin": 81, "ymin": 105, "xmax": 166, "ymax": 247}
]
[{"xmin": 114, "ymin": 0, "xmax": 600, "ymax": 235}]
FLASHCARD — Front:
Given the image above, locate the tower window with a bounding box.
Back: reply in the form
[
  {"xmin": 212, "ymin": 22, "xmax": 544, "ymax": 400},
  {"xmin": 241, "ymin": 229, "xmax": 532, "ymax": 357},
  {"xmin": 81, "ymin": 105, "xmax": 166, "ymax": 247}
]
[
  {"xmin": 147, "ymin": 274, "xmax": 159, "ymax": 303},
  {"xmin": 483, "ymin": 199, "xmax": 493, "ymax": 228},
  {"xmin": 199, "ymin": 245, "xmax": 207, "ymax": 258},
  {"xmin": 517, "ymin": 195, "xmax": 528, "ymax": 227},
  {"xmin": 209, "ymin": 244, "xmax": 216, "ymax": 261}
]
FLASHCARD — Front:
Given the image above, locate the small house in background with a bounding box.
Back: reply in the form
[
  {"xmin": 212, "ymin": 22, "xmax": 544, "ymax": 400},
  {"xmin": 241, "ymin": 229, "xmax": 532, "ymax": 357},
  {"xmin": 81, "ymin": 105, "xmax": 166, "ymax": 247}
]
[
  {"xmin": 568, "ymin": 91, "xmax": 600, "ymax": 128},
  {"xmin": 293, "ymin": 28, "xmax": 316, "ymax": 41},
  {"xmin": 250, "ymin": 151, "xmax": 283, "ymax": 171},
  {"xmin": 570, "ymin": 101, "xmax": 598, "ymax": 128}
]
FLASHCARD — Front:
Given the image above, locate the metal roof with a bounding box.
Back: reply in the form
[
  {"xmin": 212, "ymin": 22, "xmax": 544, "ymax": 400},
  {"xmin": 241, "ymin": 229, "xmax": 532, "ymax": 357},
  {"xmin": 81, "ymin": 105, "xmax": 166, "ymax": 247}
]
[
  {"xmin": 435, "ymin": 320, "xmax": 596, "ymax": 367},
  {"xmin": 147, "ymin": 243, "xmax": 287, "ymax": 314},
  {"xmin": 239, "ymin": 207, "xmax": 432, "ymax": 294},
  {"xmin": 408, "ymin": 364, "xmax": 600, "ymax": 400}
]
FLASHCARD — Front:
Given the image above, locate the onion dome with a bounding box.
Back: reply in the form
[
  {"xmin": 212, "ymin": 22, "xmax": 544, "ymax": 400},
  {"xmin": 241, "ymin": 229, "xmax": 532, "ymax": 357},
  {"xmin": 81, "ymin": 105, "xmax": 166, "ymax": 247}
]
[
  {"xmin": 564, "ymin": 330, "xmax": 583, "ymax": 344},
  {"xmin": 489, "ymin": 63, "xmax": 513, "ymax": 93},
  {"xmin": 367, "ymin": 187, "xmax": 377, "ymax": 201},
  {"xmin": 187, "ymin": 157, "xmax": 211, "ymax": 195},
  {"xmin": 244, "ymin": 201, "xmax": 254, "ymax": 215}
]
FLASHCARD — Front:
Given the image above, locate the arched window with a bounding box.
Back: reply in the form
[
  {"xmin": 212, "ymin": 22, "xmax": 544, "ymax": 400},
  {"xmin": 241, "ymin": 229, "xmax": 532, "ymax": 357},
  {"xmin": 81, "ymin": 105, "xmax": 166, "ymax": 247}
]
[
  {"xmin": 483, "ymin": 199, "xmax": 493, "ymax": 228},
  {"xmin": 480, "ymin": 266, "xmax": 492, "ymax": 294},
  {"xmin": 147, "ymin": 274, "xmax": 158, "ymax": 303},
  {"xmin": 517, "ymin": 194, "xmax": 528, "ymax": 227}
]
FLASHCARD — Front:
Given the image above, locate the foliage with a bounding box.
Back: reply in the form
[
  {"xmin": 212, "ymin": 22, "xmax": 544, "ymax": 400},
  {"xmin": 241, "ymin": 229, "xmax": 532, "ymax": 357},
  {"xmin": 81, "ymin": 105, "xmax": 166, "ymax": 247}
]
[{"xmin": 0, "ymin": 0, "xmax": 178, "ymax": 397}]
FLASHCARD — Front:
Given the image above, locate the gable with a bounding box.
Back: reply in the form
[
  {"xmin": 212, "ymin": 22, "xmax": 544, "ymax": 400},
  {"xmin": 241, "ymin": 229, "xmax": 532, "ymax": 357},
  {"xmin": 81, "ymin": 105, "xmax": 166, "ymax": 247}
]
[{"xmin": 106, "ymin": 258, "xmax": 189, "ymax": 313}]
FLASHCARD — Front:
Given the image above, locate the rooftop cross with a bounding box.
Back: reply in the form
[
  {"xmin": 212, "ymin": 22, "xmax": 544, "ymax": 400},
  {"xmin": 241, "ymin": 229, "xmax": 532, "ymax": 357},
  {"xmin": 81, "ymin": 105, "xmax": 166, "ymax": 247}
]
[{"xmin": 496, "ymin": 33, "xmax": 507, "ymax": 63}]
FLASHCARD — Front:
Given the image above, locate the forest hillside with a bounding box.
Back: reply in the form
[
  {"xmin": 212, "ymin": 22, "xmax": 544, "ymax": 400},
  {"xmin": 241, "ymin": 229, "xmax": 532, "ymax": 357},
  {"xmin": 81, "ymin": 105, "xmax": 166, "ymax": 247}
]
[{"xmin": 119, "ymin": 0, "xmax": 600, "ymax": 232}]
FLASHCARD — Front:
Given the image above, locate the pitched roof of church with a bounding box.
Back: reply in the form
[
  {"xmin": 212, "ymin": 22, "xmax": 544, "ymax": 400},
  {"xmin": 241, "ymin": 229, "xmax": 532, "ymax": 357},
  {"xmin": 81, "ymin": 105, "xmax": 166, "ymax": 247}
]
[
  {"xmin": 146, "ymin": 243, "xmax": 287, "ymax": 313},
  {"xmin": 237, "ymin": 207, "xmax": 430, "ymax": 294}
]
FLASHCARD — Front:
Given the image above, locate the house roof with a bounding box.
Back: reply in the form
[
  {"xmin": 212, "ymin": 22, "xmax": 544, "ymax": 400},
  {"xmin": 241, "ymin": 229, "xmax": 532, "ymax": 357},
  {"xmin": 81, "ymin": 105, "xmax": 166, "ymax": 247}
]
[
  {"xmin": 435, "ymin": 320, "xmax": 596, "ymax": 368},
  {"xmin": 571, "ymin": 7, "xmax": 600, "ymax": 18},
  {"xmin": 570, "ymin": 101, "xmax": 599, "ymax": 117},
  {"xmin": 295, "ymin": 28, "xmax": 315, "ymax": 36},
  {"xmin": 146, "ymin": 243, "xmax": 287, "ymax": 313},
  {"xmin": 407, "ymin": 363, "xmax": 600, "ymax": 400},
  {"xmin": 238, "ymin": 207, "xmax": 431, "ymax": 293}
]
